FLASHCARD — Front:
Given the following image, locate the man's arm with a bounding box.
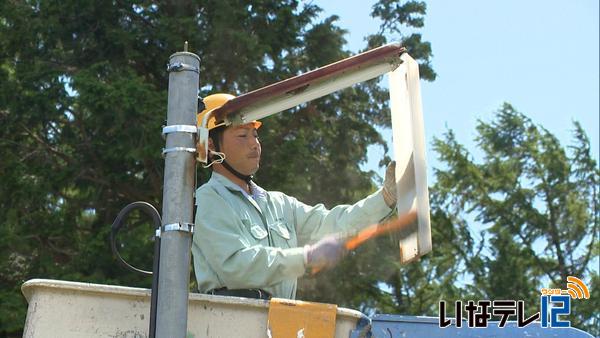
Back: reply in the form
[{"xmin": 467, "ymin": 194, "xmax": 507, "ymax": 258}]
[{"xmin": 284, "ymin": 188, "xmax": 394, "ymax": 246}]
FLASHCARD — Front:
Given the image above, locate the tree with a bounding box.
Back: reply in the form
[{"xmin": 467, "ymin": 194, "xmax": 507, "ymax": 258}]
[
  {"xmin": 430, "ymin": 103, "xmax": 599, "ymax": 333},
  {"xmin": 353, "ymin": 103, "xmax": 598, "ymax": 335},
  {"xmin": 0, "ymin": 1, "xmax": 435, "ymax": 335}
]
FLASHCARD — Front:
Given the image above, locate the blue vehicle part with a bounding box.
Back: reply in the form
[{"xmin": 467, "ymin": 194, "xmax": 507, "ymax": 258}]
[{"xmin": 349, "ymin": 314, "xmax": 372, "ymax": 338}]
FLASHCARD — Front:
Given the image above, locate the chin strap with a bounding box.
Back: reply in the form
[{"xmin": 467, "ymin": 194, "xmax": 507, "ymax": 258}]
[{"xmin": 221, "ymin": 160, "xmax": 254, "ymax": 183}]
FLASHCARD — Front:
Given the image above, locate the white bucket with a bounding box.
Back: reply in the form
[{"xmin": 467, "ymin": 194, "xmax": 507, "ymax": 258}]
[{"xmin": 22, "ymin": 279, "xmax": 365, "ymax": 338}]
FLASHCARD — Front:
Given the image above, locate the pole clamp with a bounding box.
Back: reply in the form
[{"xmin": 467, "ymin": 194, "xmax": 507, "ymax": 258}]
[
  {"xmin": 162, "ymin": 147, "xmax": 196, "ymax": 155},
  {"xmin": 166, "ymin": 62, "xmax": 199, "ymax": 73},
  {"xmin": 161, "ymin": 222, "xmax": 194, "ymax": 234},
  {"xmin": 162, "ymin": 125, "xmax": 198, "ymax": 135}
]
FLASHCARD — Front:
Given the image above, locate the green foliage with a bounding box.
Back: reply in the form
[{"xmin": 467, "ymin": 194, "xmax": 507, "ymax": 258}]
[
  {"xmin": 330, "ymin": 104, "xmax": 597, "ymax": 335},
  {"xmin": 431, "ymin": 103, "xmax": 599, "ymax": 334},
  {"xmin": 369, "ymin": 0, "xmax": 436, "ymax": 81},
  {"xmin": 0, "ymin": 0, "xmax": 435, "ymax": 335}
]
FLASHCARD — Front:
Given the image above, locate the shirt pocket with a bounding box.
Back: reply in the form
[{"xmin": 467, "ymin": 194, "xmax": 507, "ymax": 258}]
[
  {"xmin": 269, "ymin": 220, "xmax": 296, "ymax": 248},
  {"xmin": 242, "ymin": 219, "xmax": 268, "ymax": 243}
]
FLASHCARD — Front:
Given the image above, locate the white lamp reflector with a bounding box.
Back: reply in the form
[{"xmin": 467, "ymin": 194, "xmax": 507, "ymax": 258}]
[{"xmin": 389, "ymin": 53, "xmax": 432, "ymax": 264}]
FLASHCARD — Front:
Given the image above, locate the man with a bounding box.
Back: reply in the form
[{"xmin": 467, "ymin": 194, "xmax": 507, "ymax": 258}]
[{"xmin": 192, "ymin": 93, "xmax": 397, "ymax": 300}]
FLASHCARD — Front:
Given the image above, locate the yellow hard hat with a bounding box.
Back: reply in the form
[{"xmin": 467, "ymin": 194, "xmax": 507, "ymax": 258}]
[{"xmin": 197, "ymin": 93, "xmax": 261, "ymax": 130}]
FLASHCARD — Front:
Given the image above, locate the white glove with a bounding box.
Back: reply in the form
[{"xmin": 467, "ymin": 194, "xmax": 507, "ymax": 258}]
[{"xmin": 305, "ymin": 236, "xmax": 346, "ymax": 271}]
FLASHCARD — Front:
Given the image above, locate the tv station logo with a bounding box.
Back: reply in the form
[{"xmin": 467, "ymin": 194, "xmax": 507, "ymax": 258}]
[{"xmin": 439, "ymin": 276, "xmax": 590, "ymax": 329}]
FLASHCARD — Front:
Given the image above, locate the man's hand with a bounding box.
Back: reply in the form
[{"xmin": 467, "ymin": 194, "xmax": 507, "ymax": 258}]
[
  {"xmin": 382, "ymin": 161, "xmax": 397, "ymax": 208},
  {"xmin": 306, "ymin": 236, "xmax": 346, "ymax": 272}
]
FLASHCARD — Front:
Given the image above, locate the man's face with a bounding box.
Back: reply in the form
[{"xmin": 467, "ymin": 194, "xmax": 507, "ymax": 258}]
[{"xmin": 219, "ymin": 124, "xmax": 261, "ymax": 175}]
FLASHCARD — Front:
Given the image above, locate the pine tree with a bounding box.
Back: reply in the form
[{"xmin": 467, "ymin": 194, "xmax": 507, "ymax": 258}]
[{"xmin": 431, "ymin": 103, "xmax": 598, "ymax": 334}]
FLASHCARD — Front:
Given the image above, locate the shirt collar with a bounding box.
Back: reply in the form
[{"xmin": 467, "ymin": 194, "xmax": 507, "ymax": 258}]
[
  {"xmin": 209, "ymin": 172, "xmax": 266, "ymax": 200},
  {"xmin": 249, "ymin": 180, "xmax": 267, "ymax": 199}
]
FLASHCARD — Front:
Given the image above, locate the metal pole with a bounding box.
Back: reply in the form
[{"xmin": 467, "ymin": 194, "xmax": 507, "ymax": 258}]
[{"xmin": 156, "ymin": 46, "xmax": 199, "ymax": 337}]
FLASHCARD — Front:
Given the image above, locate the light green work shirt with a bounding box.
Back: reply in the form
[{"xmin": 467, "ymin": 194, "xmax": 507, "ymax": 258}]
[{"xmin": 192, "ymin": 172, "xmax": 393, "ymax": 299}]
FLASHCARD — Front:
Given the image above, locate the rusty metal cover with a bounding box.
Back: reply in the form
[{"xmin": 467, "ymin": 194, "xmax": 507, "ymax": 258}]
[{"xmin": 212, "ymin": 43, "xmax": 406, "ymax": 122}]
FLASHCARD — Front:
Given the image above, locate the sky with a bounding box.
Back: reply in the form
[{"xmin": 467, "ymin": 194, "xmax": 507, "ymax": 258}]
[{"xmin": 314, "ymin": 0, "xmax": 599, "ymax": 180}]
